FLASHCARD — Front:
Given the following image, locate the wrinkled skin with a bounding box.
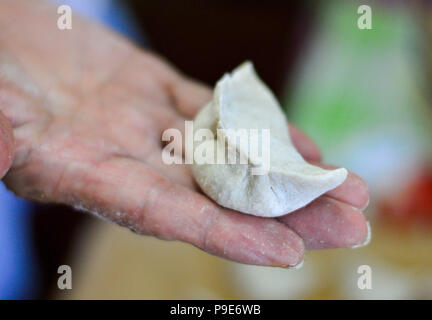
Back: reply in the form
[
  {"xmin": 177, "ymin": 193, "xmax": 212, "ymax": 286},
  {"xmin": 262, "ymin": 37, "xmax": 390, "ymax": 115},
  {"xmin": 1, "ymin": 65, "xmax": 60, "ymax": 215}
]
[{"xmin": 0, "ymin": 0, "xmax": 369, "ymax": 267}]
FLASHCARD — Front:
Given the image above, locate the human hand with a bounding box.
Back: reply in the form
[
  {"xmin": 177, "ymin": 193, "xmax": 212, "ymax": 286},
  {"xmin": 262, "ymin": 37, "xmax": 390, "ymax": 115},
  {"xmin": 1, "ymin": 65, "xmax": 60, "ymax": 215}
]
[
  {"xmin": 0, "ymin": 1, "xmax": 369, "ymax": 268},
  {"xmin": 0, "ymin": 111, "xmax": 13, "ymax": 179}
]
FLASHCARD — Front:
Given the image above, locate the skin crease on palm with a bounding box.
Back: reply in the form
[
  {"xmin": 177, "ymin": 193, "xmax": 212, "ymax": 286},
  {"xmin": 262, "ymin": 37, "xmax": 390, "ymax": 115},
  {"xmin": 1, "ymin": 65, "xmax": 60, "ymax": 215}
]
[{"xmin": 0, "ymin": 0, "xmax": 370, "ymax": 268}]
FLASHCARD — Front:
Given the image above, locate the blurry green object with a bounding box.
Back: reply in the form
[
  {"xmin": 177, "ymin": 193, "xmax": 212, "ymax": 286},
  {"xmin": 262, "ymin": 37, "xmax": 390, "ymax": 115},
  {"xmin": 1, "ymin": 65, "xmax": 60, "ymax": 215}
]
[{"xmin": 285, "ymin": 1, "xmax": 432, "ymax": 196}]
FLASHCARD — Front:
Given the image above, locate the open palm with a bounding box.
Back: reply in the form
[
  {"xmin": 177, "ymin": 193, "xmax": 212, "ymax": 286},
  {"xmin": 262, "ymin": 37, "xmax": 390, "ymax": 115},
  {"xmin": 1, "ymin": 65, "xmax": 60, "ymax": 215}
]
[{"xmin": 0, "ymin": 1, "xmax": 369, "ymax": 267}]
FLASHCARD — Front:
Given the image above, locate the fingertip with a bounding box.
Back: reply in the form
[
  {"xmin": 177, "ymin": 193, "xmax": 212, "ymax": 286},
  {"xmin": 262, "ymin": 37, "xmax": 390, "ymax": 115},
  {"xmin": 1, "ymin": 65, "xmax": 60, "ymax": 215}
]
[
  {"xmin": 351, "ymin": 220, "xmax": 371, "ymax": 249},
  {"xmin": 341, "ymin": 171, "xmax": 370, "ymax": 210},
  {"xmin": 315, "ymin": 163, "xmax": 370, "ymax": 210},
  {"xmin": 279, "ymin": 197, "xmax": 370, "ymax": 250},
  {"xmin": 344, "ymin": 208, "xmax": 370, "ymax": 249},
  {"xmin": 287, "ymin": 259, "xmax": 304, "ymax": 270},
  {"xmin": 277, "ymin": 229, "xmax": 305, "ymax": 268},
  {"xmin": 359, "ymin": 189, "xmax": 370, "ymax": 211}
]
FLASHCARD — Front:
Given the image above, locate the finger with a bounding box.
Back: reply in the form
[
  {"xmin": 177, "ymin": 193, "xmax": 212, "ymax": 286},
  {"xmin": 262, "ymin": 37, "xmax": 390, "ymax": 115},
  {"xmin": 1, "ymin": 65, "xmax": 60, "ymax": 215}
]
[
  {"xmin": 47, "ymin": 156, "xmax": 304, "ymax": 267},
  {"xmin": 288, "ymin": 124, "xmax": 322, "ymax": 162},
  {"xmin": 278, "ymin": 196, "xmax": 370, "ymax": 250},
  {"xmin": 169, "ymin": 77, "xmax": 213, "ymax": 119},
  {"xmin": 310, "ymin": 162, "xmax": 370, "ymax": 210},
  {"xmin": 0, "ymin": 111, "xmax": 14, "ymax": 178}
]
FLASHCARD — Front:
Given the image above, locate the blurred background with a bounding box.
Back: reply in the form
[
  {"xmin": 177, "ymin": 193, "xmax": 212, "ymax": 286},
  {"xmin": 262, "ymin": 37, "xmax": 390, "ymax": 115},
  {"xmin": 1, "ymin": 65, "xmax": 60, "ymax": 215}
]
[{"xmin": 1, "ymin": 0, "xmax": 432, "ymax": 299}]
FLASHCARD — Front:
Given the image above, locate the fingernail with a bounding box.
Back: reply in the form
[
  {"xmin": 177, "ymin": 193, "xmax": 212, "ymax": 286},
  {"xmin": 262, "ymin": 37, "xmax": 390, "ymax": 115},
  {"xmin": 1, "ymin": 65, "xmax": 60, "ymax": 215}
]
[
  {"xmin": 287, "ymin": 259, "xmax": 304, "ymax": 270},
  {"xmin": 360, "ymin": 198, "xmax": 370, "ymax": 211},
  {"xmin": 350, "ymin": 221, "xmax": 371, "ymax": 249}
]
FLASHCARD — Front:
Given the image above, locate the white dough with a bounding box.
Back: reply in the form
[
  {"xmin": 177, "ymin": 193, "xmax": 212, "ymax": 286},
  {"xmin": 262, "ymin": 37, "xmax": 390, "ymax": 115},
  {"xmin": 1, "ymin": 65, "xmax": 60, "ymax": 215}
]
[{"xmin": 191, "ymin": 62, "xmax": 347, "ymax": 217}]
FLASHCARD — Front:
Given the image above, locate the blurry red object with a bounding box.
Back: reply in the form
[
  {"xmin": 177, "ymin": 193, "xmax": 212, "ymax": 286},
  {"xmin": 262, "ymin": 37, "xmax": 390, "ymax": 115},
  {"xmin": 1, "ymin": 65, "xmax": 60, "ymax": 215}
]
[{"xmin": 379, "ymin": 163, "xmax": 432, "ymax": 227}]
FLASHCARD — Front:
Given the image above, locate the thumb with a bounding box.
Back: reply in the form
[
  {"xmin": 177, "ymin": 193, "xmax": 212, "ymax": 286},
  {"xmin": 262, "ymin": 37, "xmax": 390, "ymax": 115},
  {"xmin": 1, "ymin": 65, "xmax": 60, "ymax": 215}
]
[{"xmin": 0, "ymin": 111, "xmax": 13, "ymax": 179}]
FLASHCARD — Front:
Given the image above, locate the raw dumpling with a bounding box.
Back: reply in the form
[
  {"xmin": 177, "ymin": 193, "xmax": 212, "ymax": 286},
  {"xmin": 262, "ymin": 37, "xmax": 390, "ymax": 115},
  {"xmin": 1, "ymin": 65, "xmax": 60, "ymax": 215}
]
[{"xmin": 191, "ymin": 62, "xmax": 347, "ymax": 217}]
